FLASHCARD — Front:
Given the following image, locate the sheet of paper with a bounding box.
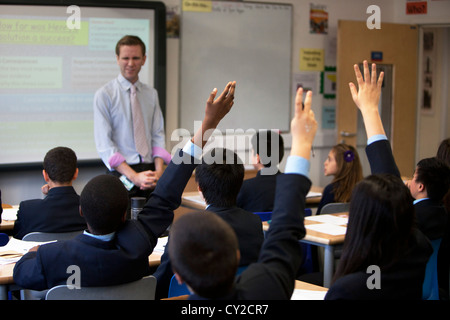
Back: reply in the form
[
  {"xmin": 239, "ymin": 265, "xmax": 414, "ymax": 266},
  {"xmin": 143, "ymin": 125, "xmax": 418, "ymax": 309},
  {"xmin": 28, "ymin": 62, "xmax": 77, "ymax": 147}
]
[
  {"xmin": 305, "ymin": 223, "xmax": 347, "ymax": 236},
  {"xmin": 291, "ymin": 288, "xmax": 327, "ymax": 300},
  {"xmin": 306, "ymin": 214, "xmax": 347, "ymax": 225},
  {"xmin": 153, "ymin": 236, "xmax": 168, "ymax": 253},
  {"xmin": 2, "ymin": 207, "xmax": 18, "ymax": 221},
  {"xmin": 306, "ymin": 191, "xmax": 322, "ymax": 198},
  {"xmin": 0, "ymin": 238, "xmax": 56, "ymax": 264}
]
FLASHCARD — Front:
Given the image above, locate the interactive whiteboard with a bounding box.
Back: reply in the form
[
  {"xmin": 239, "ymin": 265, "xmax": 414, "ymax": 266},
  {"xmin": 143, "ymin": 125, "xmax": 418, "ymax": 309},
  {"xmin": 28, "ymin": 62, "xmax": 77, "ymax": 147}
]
[{"xmin": 0, "ymin": 0, "xmax": 166, "ymax": 167}]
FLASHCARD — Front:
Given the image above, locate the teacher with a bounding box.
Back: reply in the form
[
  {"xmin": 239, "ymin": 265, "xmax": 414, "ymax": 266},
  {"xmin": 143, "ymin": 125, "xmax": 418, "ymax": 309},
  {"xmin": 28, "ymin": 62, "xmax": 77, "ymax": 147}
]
[{"xmin": 93, "ymin": 35, "xmax": 167, "ymax": 201}]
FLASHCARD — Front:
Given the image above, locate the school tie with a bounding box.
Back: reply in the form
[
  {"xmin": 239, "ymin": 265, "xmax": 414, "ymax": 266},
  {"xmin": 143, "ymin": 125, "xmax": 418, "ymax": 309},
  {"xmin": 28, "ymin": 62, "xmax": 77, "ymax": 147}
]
[{"xmin": 130, "ymin": 84, "xmax": 149, "ymax": 158}]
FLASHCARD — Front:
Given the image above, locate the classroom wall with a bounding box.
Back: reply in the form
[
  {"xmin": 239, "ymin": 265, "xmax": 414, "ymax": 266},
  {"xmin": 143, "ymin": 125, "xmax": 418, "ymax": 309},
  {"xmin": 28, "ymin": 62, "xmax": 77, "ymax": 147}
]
[
  {"xmin": 1, "ymin": 0, "xmax": 449, "ymax": 205},
  {"xmin": 163, "ymin": 0, "xmax": 396, "ymax": 189}
]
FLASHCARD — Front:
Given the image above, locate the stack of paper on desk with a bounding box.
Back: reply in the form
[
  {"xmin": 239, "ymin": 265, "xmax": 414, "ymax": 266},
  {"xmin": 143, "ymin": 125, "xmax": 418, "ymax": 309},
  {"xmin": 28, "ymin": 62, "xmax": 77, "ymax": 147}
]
[
  {"xmin": 305, "ymin": 214, "xmax": 348, "ymax": 236},
  {"xmin": 0, "ymin": 238, "xmax": 55, "ymax": 264}
]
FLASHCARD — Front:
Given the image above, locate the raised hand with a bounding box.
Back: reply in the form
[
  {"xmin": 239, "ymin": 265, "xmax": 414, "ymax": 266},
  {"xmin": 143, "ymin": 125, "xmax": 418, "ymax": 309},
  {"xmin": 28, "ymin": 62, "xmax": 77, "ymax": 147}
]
[
  {"xmin": 290, "ymin": 87, "xmax": 317, "ymax": 160},
  {"xmin": 203, "ymin": 81, "xmax": 236, "ymax": 128},
  {"xmin": 349, "ymin": 60, "xmax": 386, "ymax": 139},
  {"xmin": 193, "ymin": 81, "xmax": 236, "ymax": 148}
]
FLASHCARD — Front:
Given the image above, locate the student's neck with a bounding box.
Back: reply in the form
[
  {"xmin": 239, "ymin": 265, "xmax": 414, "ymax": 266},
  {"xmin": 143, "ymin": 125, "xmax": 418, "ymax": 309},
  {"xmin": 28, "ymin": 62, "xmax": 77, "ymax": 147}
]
[{"xmin": 48, "ymin": 181, "xmax": 72, "ymax": 189}]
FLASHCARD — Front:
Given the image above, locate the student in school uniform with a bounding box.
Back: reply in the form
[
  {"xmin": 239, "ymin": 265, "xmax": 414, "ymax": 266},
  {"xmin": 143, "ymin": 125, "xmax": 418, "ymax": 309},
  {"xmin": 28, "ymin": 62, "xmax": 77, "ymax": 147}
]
[
  {"xmin": 325, "ymin": 61, "xmax": 432, "ymax": 300},
  {"xmin": 13, "ymin": 147, "xmax": 87, "ymax": 240},
  {"xmin": 166, "ymin": 87, "xmax": 317, "ymax": 300},
  {"xmin": 404, "ymin": 157, "xmax": 450, "ymax": 241},
  {"xmin": 153, "ymin": 147, "xmax": 264, "ymax": 299},
  {"xmin": 13, "ymin": 82, "xmax": 236, "ymax": 291},
  {"xmin": 236, "ymin": 130, "xmax": 285, "ymax": 213},
  {"xmin": 316, "ymin": 143, "xmax": 363, "ymax": 215}
]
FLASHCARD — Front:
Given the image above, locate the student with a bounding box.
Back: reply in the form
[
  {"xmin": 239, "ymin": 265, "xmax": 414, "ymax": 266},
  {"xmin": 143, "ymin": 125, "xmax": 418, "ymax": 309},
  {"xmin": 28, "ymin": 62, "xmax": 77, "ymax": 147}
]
[
  {"xmin": 93, "ymin": 35, "xmax": 167, "ymax": 199},
  {"xmin": 195, "ymin": 147, "xmax": 264, "ymax": 264},
  {"xmin": 13, "ymin": 147, "xmax": 87, "ymax": 240},
  {"xmin": 13, "ymin": 81, "xmax": 236, "ymax": 291},
  {"xmin": 404, "ymin": 157, "xmax": 450, "ymax": 240},
  {"xmin": 0, "ymin": 189, "xmax": 2, "ymax": 220},
  {"xmin": 325, "ymin": 61, "xmax": 432, "ymax": 300},
  {"xmin": 153, "ymin": 147, "xmax": 264, "ymax": 298},
  {"xmin": 167, "ymin": 86, "xmax": 317, "ymax": 300},
  {"xmin": 317, "ymin": 143, "xmax": 363, "ymax": 215},
  {"xmin": 236, "ymin": 130, "xmax": 285, "ymax": 212}
]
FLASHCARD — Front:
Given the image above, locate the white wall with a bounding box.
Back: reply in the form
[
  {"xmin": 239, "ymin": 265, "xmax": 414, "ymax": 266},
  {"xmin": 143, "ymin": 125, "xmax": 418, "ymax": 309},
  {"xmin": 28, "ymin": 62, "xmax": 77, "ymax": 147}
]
[{"xmin": 1, "ymin": 0, "xmax": 449, "ymax": 205}]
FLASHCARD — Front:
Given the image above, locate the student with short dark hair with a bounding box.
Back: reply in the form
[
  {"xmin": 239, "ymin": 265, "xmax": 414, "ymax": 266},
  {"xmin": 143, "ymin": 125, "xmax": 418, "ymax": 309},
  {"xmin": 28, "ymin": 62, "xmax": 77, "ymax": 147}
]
[
  {"xmin": 167, "ymin": 86, "xmax": 317, "ymax": 300},
  {"xmin": 237, "ymin": 130, "xmax": 285, "ymax": 212},
  {"xmin": 13, "ymin": 81, "xmax": 236, "ymax": 291},
  {"xmin": 13, "ymin": 146, "xmax": 87, "ymax": 239},
  {"xmin": 153, "ymin": 147, "xmax": 264, "ymax": 299},
  {"xmin": 325, "ymin": 61, "xmax": 432, "ymax": 300},
  {"xmin": 405, "ymin": 157, "xmax": 450, "ymax": 240}
]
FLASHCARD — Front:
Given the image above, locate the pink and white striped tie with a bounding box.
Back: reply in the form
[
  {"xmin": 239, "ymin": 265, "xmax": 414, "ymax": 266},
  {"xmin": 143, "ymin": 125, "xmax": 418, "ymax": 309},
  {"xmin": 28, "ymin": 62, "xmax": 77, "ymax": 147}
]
[{"xmin": 130, "ymin": 84, "xmax": 149, "ymax": 158}]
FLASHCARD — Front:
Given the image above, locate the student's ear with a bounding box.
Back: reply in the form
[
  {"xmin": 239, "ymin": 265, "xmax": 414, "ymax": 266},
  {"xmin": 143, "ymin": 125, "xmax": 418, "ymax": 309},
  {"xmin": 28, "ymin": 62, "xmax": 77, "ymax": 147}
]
[
  {"xmin": 255, "ymin": 153, "xmax": 261, "ymax": 164},
  {"xmin": 72, "ymin": 168, "xmax": 79, "ymax": 181},
  {"xmin": 417, "ymin": 182, "xmax": 425, "ymax": 193},
  {"xmin": 236, "ymin": 249, "xmax": 241, "ymax": 264},
  {"xmin": 42, "ymin": 169, "xmax": 50, "ymax": 182},
  {"xmin": 79, "ymin": 205, "xmax": 83, "ymax": 217}
]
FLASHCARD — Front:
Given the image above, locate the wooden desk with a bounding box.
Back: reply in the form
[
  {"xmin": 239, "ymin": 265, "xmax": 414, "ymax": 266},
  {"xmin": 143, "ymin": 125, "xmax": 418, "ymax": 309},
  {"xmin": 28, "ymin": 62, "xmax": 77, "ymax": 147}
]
[
  {"xmin": 264, "ymin": 213, "xmax": 347, "ymax": 288},
  {"xmin": 295, "ymin": 279, "xmax": 328, "ymax": 292},
  {"xmin": 0, "ymin": 220, "xmax": 14, "ymax": 232}
]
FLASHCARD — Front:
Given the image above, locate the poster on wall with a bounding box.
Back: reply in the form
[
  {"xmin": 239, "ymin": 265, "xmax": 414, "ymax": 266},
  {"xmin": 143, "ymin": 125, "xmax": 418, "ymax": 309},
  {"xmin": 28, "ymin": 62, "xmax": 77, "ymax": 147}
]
[
  {"xmin": 421, "ymin": 31, "xmax": 434, "ymax": 114},
  {"xmin": 310, "ymin": 3, "xmax": 328, "ymax": 34}
]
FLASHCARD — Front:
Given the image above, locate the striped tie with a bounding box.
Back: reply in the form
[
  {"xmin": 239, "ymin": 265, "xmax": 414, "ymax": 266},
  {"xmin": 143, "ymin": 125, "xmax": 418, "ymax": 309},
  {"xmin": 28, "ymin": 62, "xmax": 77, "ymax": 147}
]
[{"xmin": 130, "ymin": 84, "xmax": 149, "ymax": 158}]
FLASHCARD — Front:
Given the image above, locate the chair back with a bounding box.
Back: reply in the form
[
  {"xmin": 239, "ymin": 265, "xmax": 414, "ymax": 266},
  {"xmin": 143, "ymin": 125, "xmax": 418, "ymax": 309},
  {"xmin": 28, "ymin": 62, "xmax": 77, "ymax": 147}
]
[
  {"xmin": 22, "ymin": 230, "xmax": 84, "ymax": 242},
  {"xmin": 168, "ymin": 275, "xmax": 190, "ymax": 298},
  {"xmin": 422, "ymin": 238, "xmax": 442, "ymax": 300},
  {"xmin": 167, "ymin": 265, "xmax": 249, "ymax": 298},
  {"xmin": 45, "ymin": 275, "xmax": 157, "ymax": 300},
  {"xmin": 253, "ymin": 211, "xmax": 272, "ymax": 222},
  {"xmin": 320, "ymin": 202, "xmax": 350, "ymax": 214}
]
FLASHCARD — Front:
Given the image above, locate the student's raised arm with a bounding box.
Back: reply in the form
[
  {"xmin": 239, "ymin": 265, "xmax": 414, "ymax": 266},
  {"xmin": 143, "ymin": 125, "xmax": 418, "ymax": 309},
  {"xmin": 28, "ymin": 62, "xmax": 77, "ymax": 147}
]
[
  {"xmin": 349, "ymin": 60, "xmax": 385, "ymax": 140},
  {"xmin": 350, "ymin": 61, "xmax": 400, "ymax": 176}
]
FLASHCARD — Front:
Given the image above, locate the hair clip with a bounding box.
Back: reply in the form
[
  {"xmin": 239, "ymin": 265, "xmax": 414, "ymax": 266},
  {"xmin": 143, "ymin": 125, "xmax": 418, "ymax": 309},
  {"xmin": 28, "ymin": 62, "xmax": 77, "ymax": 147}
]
[{"xmin": 344, "ymin": 150, "xmax": 355, "ymax": 162}]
